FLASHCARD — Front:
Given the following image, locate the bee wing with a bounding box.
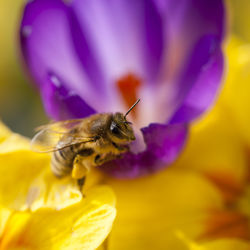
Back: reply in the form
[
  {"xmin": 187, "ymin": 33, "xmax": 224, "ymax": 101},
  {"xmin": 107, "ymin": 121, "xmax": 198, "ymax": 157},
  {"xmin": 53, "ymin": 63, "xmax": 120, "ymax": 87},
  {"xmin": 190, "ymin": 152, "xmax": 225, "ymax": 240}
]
[
  {"xmin": 31, "ymin": 119, "xmax": 95, "ymax": 153},
  {"xmin": 35, "ymin": 119, "xmax": 85, "ymax": 133}
]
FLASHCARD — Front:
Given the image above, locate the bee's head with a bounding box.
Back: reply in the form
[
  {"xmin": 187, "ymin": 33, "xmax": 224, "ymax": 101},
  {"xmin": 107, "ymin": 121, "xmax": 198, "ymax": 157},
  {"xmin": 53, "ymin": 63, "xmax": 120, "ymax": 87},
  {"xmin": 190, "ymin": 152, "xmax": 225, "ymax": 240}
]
[
  {"xmin": 108, "ymin": 99, "xmax": 140, "ymax": 144},
  {"xmin": 108, "ymin": 112, "xmax": 135, "ymax": 144}
]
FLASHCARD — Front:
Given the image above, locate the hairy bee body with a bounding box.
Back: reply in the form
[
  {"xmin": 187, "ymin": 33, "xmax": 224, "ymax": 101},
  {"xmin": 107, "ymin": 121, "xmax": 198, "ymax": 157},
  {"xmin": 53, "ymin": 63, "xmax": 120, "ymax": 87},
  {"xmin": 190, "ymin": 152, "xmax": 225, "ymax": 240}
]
[
  {"xmin": 31, "ymin": 100, "xmax": 140, "ymax": 189},
  {"xmin": 47, "ymin": 113, "xmax": 135, "ymax": 182},
  {"xmin": 50, "ymin": 114, "xmax": 107, "ymax": 177},
  {"xmin": 51, "ymin": 145, "xmax": 79, "ymax": 178}
]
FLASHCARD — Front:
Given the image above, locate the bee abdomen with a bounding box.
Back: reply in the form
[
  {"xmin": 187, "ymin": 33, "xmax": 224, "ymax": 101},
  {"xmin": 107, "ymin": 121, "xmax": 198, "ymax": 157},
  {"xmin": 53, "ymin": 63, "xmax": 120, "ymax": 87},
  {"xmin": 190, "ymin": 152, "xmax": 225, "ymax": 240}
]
[{"xmin": 51, "ymin": 146, "xmax": 75, "ymax": 178}]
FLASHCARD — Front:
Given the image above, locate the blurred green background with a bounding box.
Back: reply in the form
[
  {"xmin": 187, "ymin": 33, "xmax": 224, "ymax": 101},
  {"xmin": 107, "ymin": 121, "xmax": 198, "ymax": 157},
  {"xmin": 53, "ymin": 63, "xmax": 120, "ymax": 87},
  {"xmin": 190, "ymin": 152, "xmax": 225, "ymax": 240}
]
[
  {"xmin": 0, "ymin": 0, "xmax": 48, "ymax": 138},
  {"xmin": 0, "ymin": 0, "xmax": 249, "ymax": 138}
]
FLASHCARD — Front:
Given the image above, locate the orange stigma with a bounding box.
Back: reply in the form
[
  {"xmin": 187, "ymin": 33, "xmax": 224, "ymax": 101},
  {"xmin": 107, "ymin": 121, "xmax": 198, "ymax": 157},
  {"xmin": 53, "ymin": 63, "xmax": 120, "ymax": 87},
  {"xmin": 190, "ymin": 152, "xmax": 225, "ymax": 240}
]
[{"xmin": 117, "ymin": 73, "xmax": 141, "ymax": 117}]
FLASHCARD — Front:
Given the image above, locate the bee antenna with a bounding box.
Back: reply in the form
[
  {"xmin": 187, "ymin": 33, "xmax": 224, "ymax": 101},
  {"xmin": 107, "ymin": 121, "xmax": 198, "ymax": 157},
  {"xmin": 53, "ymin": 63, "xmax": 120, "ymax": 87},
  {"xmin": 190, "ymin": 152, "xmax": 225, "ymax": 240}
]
[{"xmin": 124, "ymin": 99, "xmax": 140, "ymax": 119}]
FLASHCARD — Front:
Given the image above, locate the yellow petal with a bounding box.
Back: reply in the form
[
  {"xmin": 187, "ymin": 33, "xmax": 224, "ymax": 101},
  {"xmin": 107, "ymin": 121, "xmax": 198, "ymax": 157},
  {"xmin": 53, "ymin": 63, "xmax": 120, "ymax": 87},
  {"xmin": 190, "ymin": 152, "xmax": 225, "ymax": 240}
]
[
  {"xmin": 0, "ymin": 133, "xmax": 31, "ymax": 153},
  {"xmin": 172, "ymin": 103, "xmax": 248, "ymax": 204},
  {"xmin": 0, "ymin": 137, "xmax": 99, "ymax": 212},
  {"xmin": 104, "ymin": 168, "xmax": 223, "ymax": 250},
  {"xmin": 219, "ymin": 36, "xmax": 250, "ymax": 145},
  {"xmin": 0, "ymin": 146, "xmax": 50, "ymax": 210},
  {"xmin": 0, "ymin": 121, "xmax": 81, "ymax": 211},
  {"xmin": 0, "ymin": 186, "xmax": 116, "ymax": 250},
  {"xmin": 24, "ymin": 167, "xmax": 83, "ymax": 211},
  {"xmin": 0, "ymin": 123, "xmax": 44, "ymax": 209},
  {"xmin": 0, "ymin": 206, "xmax": 12, "ymax": 237},
  {"xmin": 179, "ymin": 231, "xmax": 250, "ymax": 250},
  {"xmin": 0, "ymin": 212, "xmax": 30, "ymax": 250},
  {"xmin": 181, "ymin": 106, "xmax": 247, "ymax": 180},
  {"xmin": 20, "ymin": 161, "xmax": 106, "ymax": 212},
  {"xmin": 0, "ymin": 121, "xmax": 80, "ymax": 211}
]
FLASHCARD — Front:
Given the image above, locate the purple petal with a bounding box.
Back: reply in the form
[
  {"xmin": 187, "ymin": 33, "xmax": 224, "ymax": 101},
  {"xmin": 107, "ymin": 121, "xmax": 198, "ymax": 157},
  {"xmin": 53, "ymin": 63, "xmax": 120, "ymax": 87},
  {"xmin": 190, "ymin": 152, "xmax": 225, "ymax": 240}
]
[
  {"xmin": 71, "ymin": 0, "xmax": 164, "ymax": 82},
  {"xmin": 164, "ymin": 0, "xmax": 224, "ymax": 40},
  {"xmin": 159, "ymin": 0, "xmax": 225, "ymax": 83},
  {"xmin": 169, "ymin": 35, "xmax": 224, "ymax": 123},
  {"xmin": 100, "ymin": 123, "xmax": 188, "ymax": 178},
  {"xmin": 20, "ymin": 0, "xmax": 110, "ymax": 114},
  {"xmin": 41, "ymin": 73, "xmax": 96, "ymax": 120}
]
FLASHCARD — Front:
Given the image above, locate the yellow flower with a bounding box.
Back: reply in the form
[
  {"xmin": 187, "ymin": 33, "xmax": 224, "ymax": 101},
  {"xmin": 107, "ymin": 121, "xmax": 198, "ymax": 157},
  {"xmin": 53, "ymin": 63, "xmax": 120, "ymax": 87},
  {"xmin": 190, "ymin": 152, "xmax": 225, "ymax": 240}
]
[{"xmin": 0, "ymin": 122, "xmax": 116, "ymax": 250}]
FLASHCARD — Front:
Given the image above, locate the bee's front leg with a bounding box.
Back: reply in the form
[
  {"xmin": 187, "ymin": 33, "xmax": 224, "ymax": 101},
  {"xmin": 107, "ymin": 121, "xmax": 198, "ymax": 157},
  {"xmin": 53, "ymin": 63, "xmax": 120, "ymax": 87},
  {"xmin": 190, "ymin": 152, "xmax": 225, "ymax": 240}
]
[
  {"xmin": 118, "ymin": 145, "xmax": 129, "ymax": 153},
  {"xmin": 112, "ymin": 142, "xmax": 129, "ymax": 153},
  {"xmin": 72, "ymin": 155, "xmax": 90, "ymax": 192},
  {"xmin": 72, "ymin": 155, "xmax": 90, "ymax": 179},
  {"xmin": 77, "ymin": 177, "xmax": 86, "ymax": 193}
]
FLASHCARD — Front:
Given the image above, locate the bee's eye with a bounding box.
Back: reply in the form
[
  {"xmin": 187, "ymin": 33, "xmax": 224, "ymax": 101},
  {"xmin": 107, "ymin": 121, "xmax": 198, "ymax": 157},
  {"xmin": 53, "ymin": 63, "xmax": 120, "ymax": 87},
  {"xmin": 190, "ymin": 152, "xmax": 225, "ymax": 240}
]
[{"xmin": 110, "ymin": 122, "xmax": 120, "ymax": 135}]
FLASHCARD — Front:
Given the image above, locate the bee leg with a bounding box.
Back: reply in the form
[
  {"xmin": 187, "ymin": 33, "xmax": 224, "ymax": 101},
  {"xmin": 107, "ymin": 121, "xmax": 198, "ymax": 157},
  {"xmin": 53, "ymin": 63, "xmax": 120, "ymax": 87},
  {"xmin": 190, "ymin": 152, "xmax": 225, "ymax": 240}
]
[
  {"xmin": 102, "ymin": 235, "xmax": 110, "ymax": 250},
  {"xmin": 95, "ymin": 154, "xmax": 116, "ymax": 165},
  {"xmin": 112, "ymin": 142, "xmax": 128, "ymax": 153},
  {"xmin": 72, "ymin": 155, "xmax": 90, "ymax": 193},
  {"xmin": 77, "ymin": 177, "xmax": 86, "ymax": 193},
  {"xmin": 118, "ymin": 145, "xmax": 129, "ymax": 153},
  {"xmin": 72, "ymin": 155, "xmax": 90, "ymax": 179}
]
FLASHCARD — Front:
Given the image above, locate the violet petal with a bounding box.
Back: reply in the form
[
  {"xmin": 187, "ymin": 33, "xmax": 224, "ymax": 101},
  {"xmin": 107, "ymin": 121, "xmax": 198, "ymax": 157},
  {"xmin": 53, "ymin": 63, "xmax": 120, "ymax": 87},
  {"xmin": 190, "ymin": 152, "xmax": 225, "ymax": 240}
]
[
  {"xmin": 20, "ymin": 0, "xmax": 106, "ymax": 116},
  {"xmin": 159, "ymin": 0, "xmax": 225, "ymax": 84},
  {"xmin": 170, "ymin": 35, "xmax": 224, "ymax": 123},
  {"xmin": 100, "ymin": 123, "xmax": 188, "ymax": 178},
  {"xmin": 164, "ymin": 0, "xmax": 224, "ymax": 41},
  {"xmin": 72, "ymin": 0, "xmax": 164, "ymax": 82},
  {"xmin": 42, "ymin": 73, "xmax": 96, "ymax": 121}
]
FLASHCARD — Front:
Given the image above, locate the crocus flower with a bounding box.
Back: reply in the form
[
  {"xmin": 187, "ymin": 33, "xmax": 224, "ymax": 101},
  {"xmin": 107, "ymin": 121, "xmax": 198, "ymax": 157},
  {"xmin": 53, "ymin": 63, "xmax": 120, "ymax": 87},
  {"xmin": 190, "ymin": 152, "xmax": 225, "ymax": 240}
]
[
  {"xmin": 20, "ymin": 0, "xmax": 225, "ymax": 178},
  {"xmin": 0, "ymin": 122, "xmax": 116, "ymax": 249}
]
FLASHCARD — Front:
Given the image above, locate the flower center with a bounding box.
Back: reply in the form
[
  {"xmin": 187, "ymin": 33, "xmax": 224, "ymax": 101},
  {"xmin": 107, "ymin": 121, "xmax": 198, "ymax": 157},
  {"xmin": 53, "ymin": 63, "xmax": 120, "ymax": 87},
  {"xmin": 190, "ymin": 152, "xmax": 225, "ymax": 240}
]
[
  {"xmin": 116, "ymin": 73, "xmax": 141, "ymax": 117},
  {"xmin": 200, "ymin": 171, "xmax": 250, "ymax": 241},
  {"xmin": 202, "ymin": 210, "xmax": 250, "ymax": 240}
]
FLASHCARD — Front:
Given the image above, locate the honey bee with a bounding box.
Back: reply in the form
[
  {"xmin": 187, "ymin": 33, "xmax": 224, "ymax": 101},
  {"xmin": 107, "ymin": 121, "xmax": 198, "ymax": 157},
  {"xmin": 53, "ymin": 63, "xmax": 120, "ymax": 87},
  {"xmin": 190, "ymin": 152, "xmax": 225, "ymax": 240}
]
[{"xmin": 31, "ymin": 99, "xmax": 140, "ymax": 190}]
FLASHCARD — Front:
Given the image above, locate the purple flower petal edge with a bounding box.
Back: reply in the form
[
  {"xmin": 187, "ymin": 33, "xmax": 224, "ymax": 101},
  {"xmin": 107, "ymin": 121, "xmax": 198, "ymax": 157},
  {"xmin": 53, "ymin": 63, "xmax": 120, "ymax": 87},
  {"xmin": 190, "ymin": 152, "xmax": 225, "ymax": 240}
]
[
  {"xmin": 100, "ymin": 123, "xmax": 188, "ymax": 178},
  {"xmin": 170, "ymin": 35, "xmax": 224, "ymax": 123},
  {"xmin": 20, "ymin": 0, "xmax": 107, "ymax": 114},
  {"xmin": 42, "ymin": 73, "xmax": 96, "ymax": 120}
]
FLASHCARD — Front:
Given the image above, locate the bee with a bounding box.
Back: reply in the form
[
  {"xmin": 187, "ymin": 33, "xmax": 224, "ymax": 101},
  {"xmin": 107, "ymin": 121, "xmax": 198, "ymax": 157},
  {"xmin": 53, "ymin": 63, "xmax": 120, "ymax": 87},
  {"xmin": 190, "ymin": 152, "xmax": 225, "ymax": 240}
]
[{"xmin": 31, "ymin": 99, "xmax": 140, "ymax": 190}]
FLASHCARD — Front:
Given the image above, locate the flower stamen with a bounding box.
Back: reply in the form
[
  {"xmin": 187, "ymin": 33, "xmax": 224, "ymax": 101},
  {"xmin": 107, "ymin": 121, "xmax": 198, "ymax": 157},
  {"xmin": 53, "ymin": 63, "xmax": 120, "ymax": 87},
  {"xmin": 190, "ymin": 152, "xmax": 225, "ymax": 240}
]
[
  {"xmin": 201, "ymin": 210, "xmax": 250, "ymax": 240},
  {"xmin": 201, "ymin": 170, "xmax": 250, "ymax": 241},
  {"xmin": 205, "ymin": 171, "xmax": 244, "ymax": 204}
]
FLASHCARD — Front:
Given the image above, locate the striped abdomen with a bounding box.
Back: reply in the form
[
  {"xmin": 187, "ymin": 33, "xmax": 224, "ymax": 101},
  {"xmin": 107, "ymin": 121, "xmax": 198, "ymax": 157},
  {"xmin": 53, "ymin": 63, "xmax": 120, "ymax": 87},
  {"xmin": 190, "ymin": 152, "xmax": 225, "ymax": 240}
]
[
  {"xmin": 51, "ymin": 146, "xmax": 76, "ymax": 178},
  {"xmin": 51, "ymin": 145, "xmax": 95, "ymax": 178}
]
